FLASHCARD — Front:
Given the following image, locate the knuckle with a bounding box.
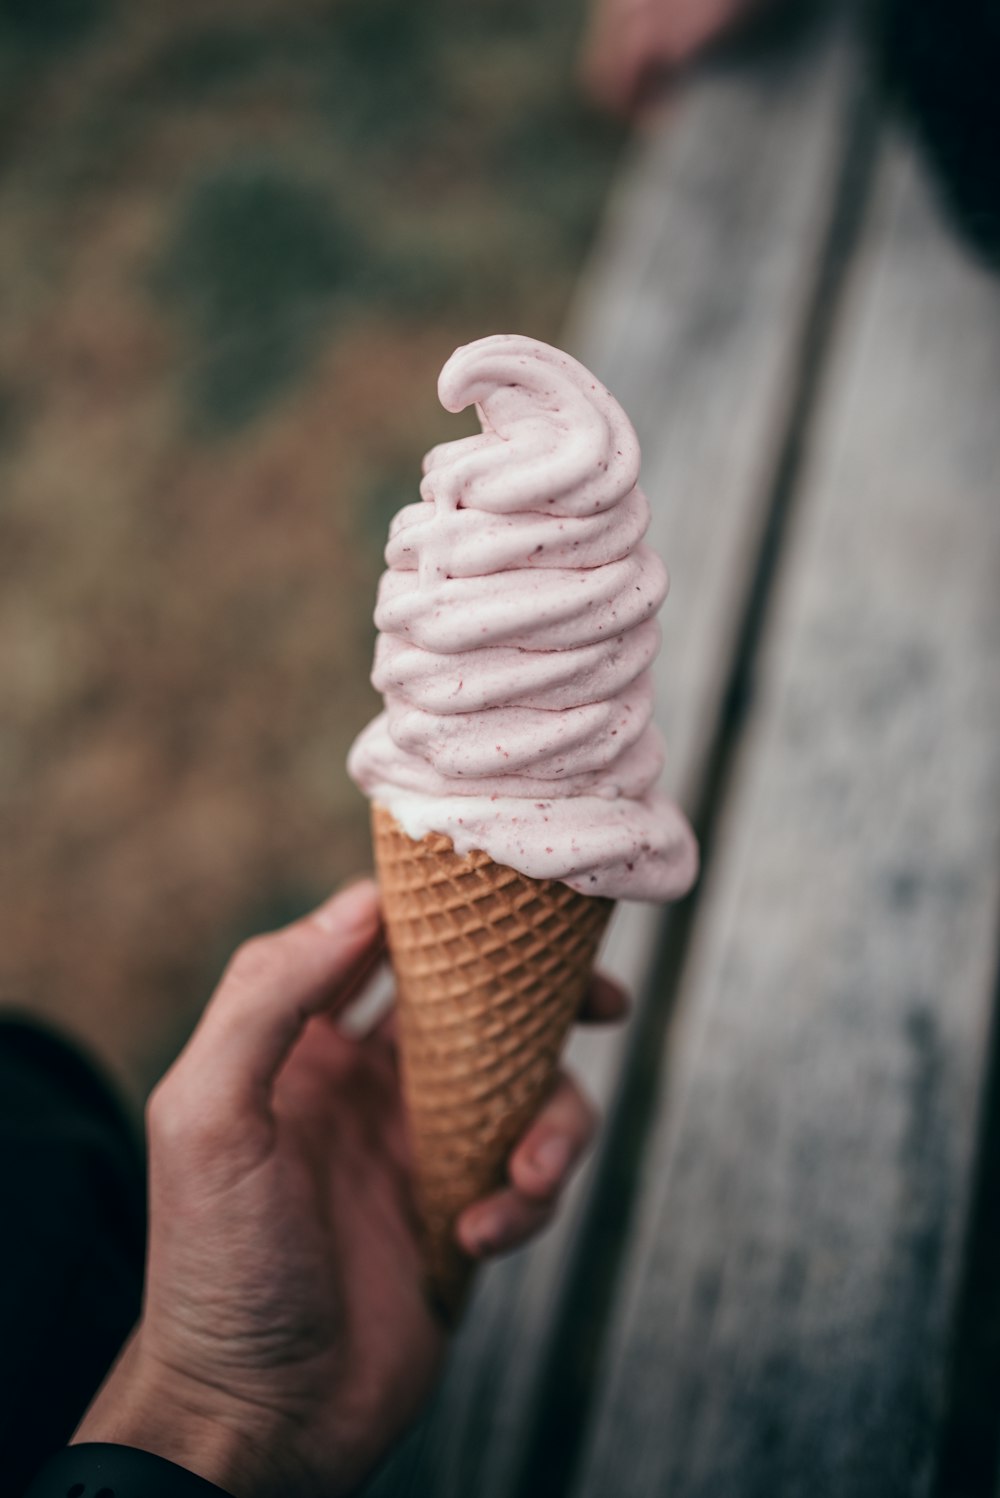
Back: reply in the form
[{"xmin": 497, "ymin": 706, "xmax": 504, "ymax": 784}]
[
  {"xmin": 147, "ymin": 1073, "xmax": 227, "ymax": 1154},
  {"xmin": 225, "ymin": 934, "xmax": 284, "ymax": 990},
  {"xmin": 145, "ymin": 1075, "xmax": 187, "ymax": 1147}
]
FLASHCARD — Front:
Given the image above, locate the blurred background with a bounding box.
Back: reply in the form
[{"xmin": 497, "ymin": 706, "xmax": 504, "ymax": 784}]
[
  {"xmin": 4, "ymin": 2, "xmax": 1000, "ymax": 1491},
  {"xmin": 0, "ymin": 0, "xmax": 624, "ymax": 1095}
]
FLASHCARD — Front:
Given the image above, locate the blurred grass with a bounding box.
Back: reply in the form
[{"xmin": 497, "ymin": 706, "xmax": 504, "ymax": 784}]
[
  {"xmin": 0, "ymin": 0, "xmax": 622, "ymax": 1093},
  {"xmin": 153, "ymin": 159, "xmax": 363, "ymax": 429}
]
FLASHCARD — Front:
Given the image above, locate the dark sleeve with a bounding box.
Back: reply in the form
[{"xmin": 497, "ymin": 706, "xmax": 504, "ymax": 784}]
[
  {"xmin": 878, "ymin": 0, "xmax": 1000, "ymax": 268},
  {"xmin": 23, "ymin": 1443, "xmax": 234, "ymax": 1496},
  {"xmin": 0, "ymin": 1018, "xmax": 146, "ymax": 1494}
]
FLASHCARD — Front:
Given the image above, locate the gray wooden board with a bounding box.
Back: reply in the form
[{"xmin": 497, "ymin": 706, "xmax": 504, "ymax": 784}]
[
  {"xmin": 365, "ymin": 28, "xmax": 855, "ymax": 1498},
  {"xmin": 576, "ymin": 131, "xmax": 1000, "ymax": 1498}
]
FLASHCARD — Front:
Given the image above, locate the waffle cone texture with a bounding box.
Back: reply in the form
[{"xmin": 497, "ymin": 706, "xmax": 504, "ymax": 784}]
[{"xmin": 371, "ymin": 804, "xmax": 613, "ymax": 1318}]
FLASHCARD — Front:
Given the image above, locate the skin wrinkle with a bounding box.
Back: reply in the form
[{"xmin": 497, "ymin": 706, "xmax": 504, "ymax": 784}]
[{"xmin": 76, "ymin": 879, "xmax": 621, "ymax": 1497}]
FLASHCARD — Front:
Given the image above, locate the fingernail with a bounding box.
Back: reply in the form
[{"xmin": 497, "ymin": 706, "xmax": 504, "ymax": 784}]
[
  {"xmin": 530, "ymin": 1134, "xmax": 571, "ymax": 1183},
  {"xmin": 464, "ymin": 1208, "xmax": 507, "ymax": 1256},
  {"xmin": 314, "ymin": 878, "xmax": 379, "ymax": 933}
]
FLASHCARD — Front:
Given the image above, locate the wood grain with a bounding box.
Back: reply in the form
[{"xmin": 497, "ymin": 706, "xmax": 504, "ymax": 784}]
[
  {"xmin": 576, "ymin": 132, "xmax": 1000, "ymax": 1498},
  {"xmin": 365, "ymin": 28, "xmax": 855, "ymax": 1498}
]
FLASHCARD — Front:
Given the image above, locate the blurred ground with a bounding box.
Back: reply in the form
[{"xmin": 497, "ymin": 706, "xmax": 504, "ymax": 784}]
[{"xmin": 0, "ymin": 0, "xmax": 621, "ymax": 1097}]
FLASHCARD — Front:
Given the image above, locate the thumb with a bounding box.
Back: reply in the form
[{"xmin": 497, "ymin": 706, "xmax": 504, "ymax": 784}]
[{"xmin": 178, "ymin": 879, "xmax": 384, "ymax": 1114}]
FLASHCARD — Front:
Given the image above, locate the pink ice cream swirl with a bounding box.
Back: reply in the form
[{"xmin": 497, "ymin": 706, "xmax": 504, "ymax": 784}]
[{"xmin": 348, "ymin": 333, "xmax": 698, "ymax": 902}]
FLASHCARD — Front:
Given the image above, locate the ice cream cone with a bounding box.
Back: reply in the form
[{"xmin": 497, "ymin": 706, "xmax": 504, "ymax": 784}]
[
  {"xmin": 372, "ymin": 803, "xmax": 613, "ymax": 1319},
  {"xmin": 350, "ymin": 337, "xmax": 698, "ymax": 1312}
]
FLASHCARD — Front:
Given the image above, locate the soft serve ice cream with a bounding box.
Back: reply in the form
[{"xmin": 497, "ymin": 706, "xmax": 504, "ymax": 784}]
[{"xmin": 348, "ymin": 333, "xmax": 698, "ymax": 902}]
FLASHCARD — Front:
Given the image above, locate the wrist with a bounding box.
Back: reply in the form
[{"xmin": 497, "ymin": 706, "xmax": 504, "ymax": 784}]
[{"xmin": 74, "ymin": 1334, "xmax": 293, "ymax": 1498}]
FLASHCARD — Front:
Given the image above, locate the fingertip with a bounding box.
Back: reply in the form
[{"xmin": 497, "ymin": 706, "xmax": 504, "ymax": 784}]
[
  {"xmin": 456, "ymin": 1193, "xmax": 555, "ymax": 1259},
  {"xmin": 510, "ymin": 1135, "xmax": 570, "ymax": 1200},
  {"xmin": 509, "ymin": 1152, "xmax": 544, "ymax": 1200},
  {"xmin": 312, "ymin": 877, "xmax": 381, "ymax": 935},
  {"xmin": 582, "ymin": 971, "xmax": 631, "ymax": 1023},
  {"xmin": 455, "ymin": 1205, "xmax": 491, "ymax": 1259}
]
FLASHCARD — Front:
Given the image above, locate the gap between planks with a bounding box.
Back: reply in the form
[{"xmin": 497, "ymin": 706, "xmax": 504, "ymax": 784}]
[
  {"xmin": 576, "ymin": 128, "xmax": 1000, "ymax": 1498},
  {"xmin": 511, "ymin": 27, "xmax": 881, "ymax": 1498}
]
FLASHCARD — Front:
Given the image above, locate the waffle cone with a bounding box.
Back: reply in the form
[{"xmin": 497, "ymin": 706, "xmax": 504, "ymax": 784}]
[{"xmin": 371, "ymin": 804, "xmax": 613, "ymax": 1318}]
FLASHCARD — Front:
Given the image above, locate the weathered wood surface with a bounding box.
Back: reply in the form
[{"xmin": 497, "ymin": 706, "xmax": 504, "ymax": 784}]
[
  {"xmin": 366, "ymin": 26, "xmax": 856, "ymax": 1498},
  {"xmin": 577, "ymin": 131, "xmax": 1000, "ymax": 1498}
]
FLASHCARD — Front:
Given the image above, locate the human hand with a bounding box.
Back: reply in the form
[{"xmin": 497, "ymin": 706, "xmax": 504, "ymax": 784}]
[
  {"xmin": 581, "ymin": 0, "xmax": 767, "ymax": 115},
  {"xmin": 74, "ymin": 879, "xmax": 626, "ymax": 1498}
]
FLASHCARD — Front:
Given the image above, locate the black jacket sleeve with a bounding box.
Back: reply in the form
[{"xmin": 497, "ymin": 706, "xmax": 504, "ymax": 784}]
[
  {"xmin": 23, "ymin": 1442, "xmax": 234, "ymax": 1496},
  {"xmin": 0, "ymin": 1018, "xmax": 146, "ymax": 1493}
]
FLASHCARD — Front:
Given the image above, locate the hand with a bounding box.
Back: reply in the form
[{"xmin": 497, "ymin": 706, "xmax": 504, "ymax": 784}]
[
  {"xmin": 580, "ymin": 0, "xmax": 766, "ymax": 115},
  {"xmin": 75, "ymin": 879, "xmax": 626, "ymax": 1498}
]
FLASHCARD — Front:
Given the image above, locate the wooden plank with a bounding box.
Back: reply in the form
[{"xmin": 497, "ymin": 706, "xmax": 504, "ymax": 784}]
[
  {"xmin": 365, "ymin": 27, "xmax": 855, "ymax": 1498},
  {"xmin": 577, "ymin": 131, "xmax": 1000, "ymax": 1498}
]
